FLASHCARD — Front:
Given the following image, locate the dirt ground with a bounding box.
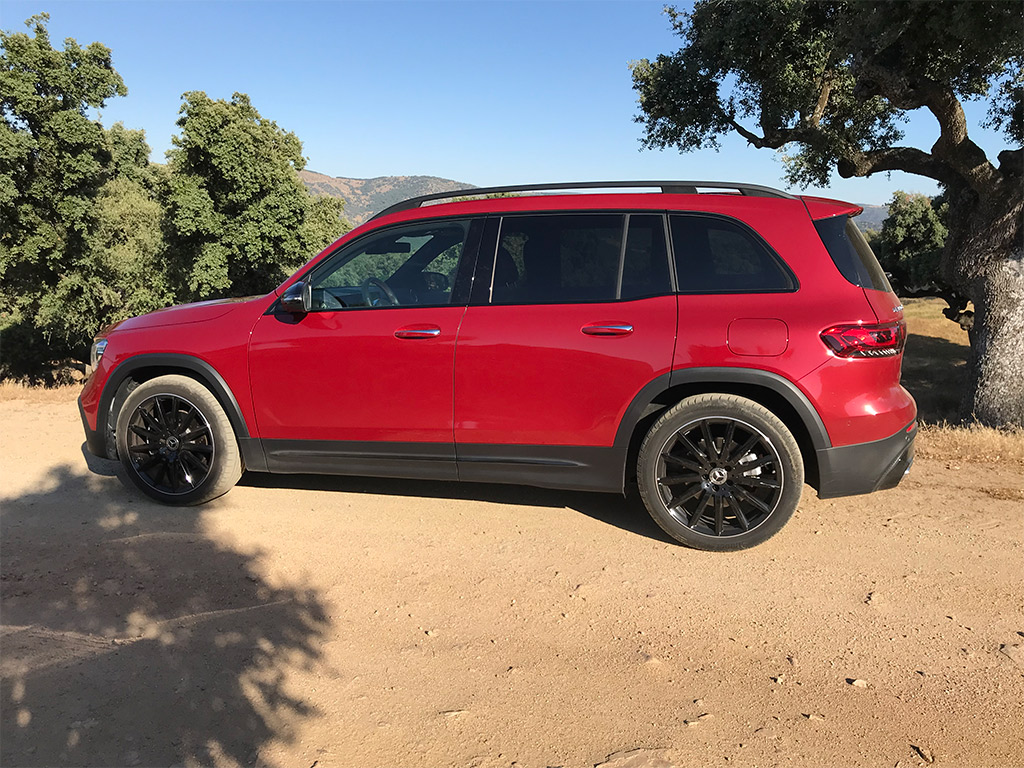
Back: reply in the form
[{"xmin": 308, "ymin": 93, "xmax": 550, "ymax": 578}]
[{"xmin": 1, "ymin": 393, "xmax": 1022, "ymax": 768}]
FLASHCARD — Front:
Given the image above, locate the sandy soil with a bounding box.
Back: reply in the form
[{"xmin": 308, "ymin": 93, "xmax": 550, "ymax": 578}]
[{"xmin": 1, "ymin": 395, "xmax": 1022, "ymax": 768}]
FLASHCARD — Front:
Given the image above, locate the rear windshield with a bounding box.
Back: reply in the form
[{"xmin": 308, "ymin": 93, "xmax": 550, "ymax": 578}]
[{"xmin": 813, "ymin": 216, "xmax": 892, "ymax": 292}]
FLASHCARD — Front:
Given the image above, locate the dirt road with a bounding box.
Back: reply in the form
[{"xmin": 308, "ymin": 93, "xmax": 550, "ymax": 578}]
[{"xmin": 2, "ymin": 394, "xmax": 1022, "ymax": 768}]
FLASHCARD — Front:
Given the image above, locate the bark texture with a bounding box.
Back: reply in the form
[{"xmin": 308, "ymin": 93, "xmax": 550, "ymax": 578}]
[{"xmin": 943, "ymin": 183, "xmax": 1024, "ymax": 426}]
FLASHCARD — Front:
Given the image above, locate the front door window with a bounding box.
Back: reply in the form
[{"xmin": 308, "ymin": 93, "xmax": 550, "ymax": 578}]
[{"xmin": 308, "ymin": 222, "xmax": 468, "ymax": 310}]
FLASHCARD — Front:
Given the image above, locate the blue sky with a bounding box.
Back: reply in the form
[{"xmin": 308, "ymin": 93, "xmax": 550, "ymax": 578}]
[{"xmin": 2, "ymin": 0, "xmax": 1010, "ymax": 204}]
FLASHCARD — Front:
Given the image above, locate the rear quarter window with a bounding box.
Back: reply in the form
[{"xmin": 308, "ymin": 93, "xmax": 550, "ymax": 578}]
[
  {"xmin": 670, "ymin": 214, "xmax": 796, "ymax": 293},
  {"xmin": 813, "ymin": 216, "xmax": 893, "ymax": 292}
]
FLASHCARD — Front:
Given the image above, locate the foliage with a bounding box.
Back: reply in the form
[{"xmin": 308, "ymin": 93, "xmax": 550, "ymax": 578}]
[
  {"xmin": 632, "ymin": 0, "xmax": 1022, "ymax": 188},
  {"xmin": 876, "ymin": 191, "xmax": 947, "ymax": 294},
  {"xmin": 163, "ymin": 91, "xmax": 347, "ymax": 301},
  {"xmin": 1, "ymin": 16, "xmax": 349, "ymax": 378},
  {"xmin": 860, "ymin": 227, "xmax": 881, "ymax": 251},
  {"xmin": 0, "ymin": 13, "xmax": 128, "ymax": 372}
]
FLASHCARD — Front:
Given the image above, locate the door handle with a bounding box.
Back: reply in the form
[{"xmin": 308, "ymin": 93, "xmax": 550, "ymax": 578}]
[
  {"xmin": 581, "ymin": 323, "xmax": 633, "ymax": 337},
  {"xmin": 395, "ymin": 326, "xmax": 441, "ymax": 339}
]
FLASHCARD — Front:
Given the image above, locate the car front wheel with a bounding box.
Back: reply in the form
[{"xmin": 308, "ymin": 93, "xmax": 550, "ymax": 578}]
[
  {"xmin": 115, "ymin": 375, "xmax": 242, "ymax": 505},
  {"xmin": 637, "ymin": 394, "xmax": 804, "ymax": 551}
]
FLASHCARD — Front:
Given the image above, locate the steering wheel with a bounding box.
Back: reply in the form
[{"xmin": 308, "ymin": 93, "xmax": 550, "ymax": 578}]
[{"xmin": 360, "ymin": 277, "xmax": 400, "ymax": 307}]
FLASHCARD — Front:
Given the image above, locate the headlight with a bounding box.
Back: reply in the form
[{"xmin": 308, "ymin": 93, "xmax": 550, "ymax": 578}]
[{"xmin": 90, "ymin": 338, "xmax": 108, "ymax": 369}]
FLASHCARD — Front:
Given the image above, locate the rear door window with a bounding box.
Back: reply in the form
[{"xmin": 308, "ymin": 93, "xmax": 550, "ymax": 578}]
[
  {"xmin": 490, "ymin": 213, "xmax": 672, "ymax": 304},
  {"xmin": 670, "ymin": 215, "xmax": 796, "ymax": 293},
  {"xmin": 621, "ymin": 214, "xmax": 671, "ymax": 301}
]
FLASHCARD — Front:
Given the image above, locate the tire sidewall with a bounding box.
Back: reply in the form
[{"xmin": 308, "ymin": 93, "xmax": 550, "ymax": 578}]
[
  {"xmin": 115, "ymin": 375, "xmax": 241, "ymax": 506},
  {"xmin": 638, "ymin": 394, "xmax": 804, "ymax": 551}
]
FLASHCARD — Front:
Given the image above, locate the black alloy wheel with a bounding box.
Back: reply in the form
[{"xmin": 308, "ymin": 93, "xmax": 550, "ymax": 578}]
[
  {"xmin": 115, "ymin": 375, "xmax": 242, "ymax": 505},
  {"xmin": 637, "ymin": 394, "xmax": 803, "ymax": 550},
  {"xmin": 655, "ymin": 417, "xmax": 782, "ymax": 537},
  {"xmin": 124, "ymin": 393, "xmax": 215, "ymax": 495}
]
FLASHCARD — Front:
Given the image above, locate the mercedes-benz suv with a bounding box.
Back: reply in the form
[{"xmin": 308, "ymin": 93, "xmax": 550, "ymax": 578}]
[{"xmin": 80, "ymin": 181, "xmax": 916, "ymax": 550}]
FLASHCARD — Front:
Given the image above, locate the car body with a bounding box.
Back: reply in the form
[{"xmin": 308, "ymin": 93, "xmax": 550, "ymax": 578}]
[{"xmin": 80, "ymin": 181, "xmax": 916, "ymax": 550}]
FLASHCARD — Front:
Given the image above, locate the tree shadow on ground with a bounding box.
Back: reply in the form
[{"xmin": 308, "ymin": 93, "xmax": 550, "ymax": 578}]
[
  {"xmin": 0, "ymin": 459, "xmax": 328, "ymax": 767},
  {"xmin": 901, "ymin": 332, "xmax": 969, "ymax": 423},
  {"xmin": 239, "ymin": 472, "xmax": 675, "ymax": 546}
]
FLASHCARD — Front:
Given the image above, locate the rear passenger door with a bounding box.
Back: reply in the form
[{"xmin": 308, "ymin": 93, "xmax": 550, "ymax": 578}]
[{"xmin": 453, "ymin": 212, "xmax": 677, "ymax": 491}]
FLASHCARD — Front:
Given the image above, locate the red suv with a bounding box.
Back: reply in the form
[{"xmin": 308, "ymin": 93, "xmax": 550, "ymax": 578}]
[{"xmin": 79, "ymin": 181, "xmax": 916, "ymax": 550}]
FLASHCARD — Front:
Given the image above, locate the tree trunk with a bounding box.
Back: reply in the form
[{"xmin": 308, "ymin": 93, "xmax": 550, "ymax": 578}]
[
  {"xmin": 943, "ymin": 184, "xmax": 1024, "ymax": 427},
  {"xmin": 962, "ymin": 258, "xmax": 1024, "ymax": 425}
]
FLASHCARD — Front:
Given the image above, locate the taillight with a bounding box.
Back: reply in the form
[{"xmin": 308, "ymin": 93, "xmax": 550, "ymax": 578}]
[{"xmin": 820, "ymin": 321, "xmax": 906, "ymax": 358}]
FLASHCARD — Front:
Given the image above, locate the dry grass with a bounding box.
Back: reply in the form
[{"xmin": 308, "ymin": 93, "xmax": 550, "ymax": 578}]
[
  {"xmin": 917, "ymin": 422, "xmax": 1024, "ymax": 465},
  {"xmin": 0, "ymin": 381, "xmax": 81, "ymax": 403},
  {"xmin": 900, "ymin": 297, "xmax": 1024, "ymax": 465},
  {"xmin": 900, "ymin": 298, "xmax": 971, "ymax": 423}
]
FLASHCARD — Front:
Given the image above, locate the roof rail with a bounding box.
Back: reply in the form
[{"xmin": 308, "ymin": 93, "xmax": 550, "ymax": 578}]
[{"xmin": 372, "ymin": 180, "xmax": 795, "ymax": 220}]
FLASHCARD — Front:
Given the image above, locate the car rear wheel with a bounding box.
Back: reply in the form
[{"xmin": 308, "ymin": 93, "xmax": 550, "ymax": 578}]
[
  {"xmin": 637, "ymin": 394, "xmax": 803, "ymax": 551},
  {"xmin": 115, "ymin": 375, "xmax": 242, "ymax": 505}
]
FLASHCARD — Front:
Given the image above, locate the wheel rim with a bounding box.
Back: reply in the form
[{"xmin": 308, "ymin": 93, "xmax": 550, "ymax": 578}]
[
  {"xmin": 124, "ymin": 393, "xmax": 215, "ymax": 495},
  {"xmin": 655, "ymin": 417, "xmax": 783, "ymax": 538}
]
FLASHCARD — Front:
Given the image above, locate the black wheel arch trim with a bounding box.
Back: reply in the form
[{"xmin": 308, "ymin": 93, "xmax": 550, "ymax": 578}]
[
  {"xmin": 96, "ymin": 353, "xmax": 252, "ymax": 456},
  {"xmin": 614, "ymin": 367, "xmax": 831, "ymax": 453}
]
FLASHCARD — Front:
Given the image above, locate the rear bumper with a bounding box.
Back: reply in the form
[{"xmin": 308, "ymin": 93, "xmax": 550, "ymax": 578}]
[
  {"xmin": 79, "ymin": 395, "xmax": 108, "ymax": 458},
  {"xmin": 815, "ymin": 421, "xmax": 916, "ymax": 499}
]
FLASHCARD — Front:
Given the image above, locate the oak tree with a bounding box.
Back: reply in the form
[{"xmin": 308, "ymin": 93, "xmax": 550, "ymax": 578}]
[
  {"xmin": 877, "ymin": 191, "xmax": 946, "ymax": 295},
  {"xmin": 163, "ymin": 91, "xmax": 346, "ymax": 301},
  {"xmin": 0, "ymin": 14, "xmax": 129, "ymax": 373},
  {"xmin": 632, "ymin": 0, "xmax": 1023, "ymax": 426}
]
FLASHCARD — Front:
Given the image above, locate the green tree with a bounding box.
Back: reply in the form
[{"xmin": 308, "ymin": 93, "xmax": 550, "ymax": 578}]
[
  {"xmin": 163, "ymin": 91, "xmax": 346, "ymax": 301},
  {"xmin": 632, "ymin": 0, "xmax": 1024, "ymax": 427},
  {"xmin": 0, "ymin": 13, "xmax": 128, "ymax": 374},
  {"xmin": 877, "ymin": 191, "xmax": 947, "ymax": 294},
  {"xmin": 37, "ymin": 124, "xmax": 173, "ymax": 345}
]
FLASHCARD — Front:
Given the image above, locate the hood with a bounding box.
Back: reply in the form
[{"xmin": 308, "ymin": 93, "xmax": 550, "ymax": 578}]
[{"xmin": 114, "ymin": 295, "xmax": 266, "ymax": 332}]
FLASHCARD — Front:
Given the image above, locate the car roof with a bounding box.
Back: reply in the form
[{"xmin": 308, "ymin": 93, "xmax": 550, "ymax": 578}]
[
  {"xmin": 360, "ymin": 181, "xmax": 859, "ymax": 231},
  {"xmin": 374, "ymin": 180, "xmax": 797, "ymax": 219}
]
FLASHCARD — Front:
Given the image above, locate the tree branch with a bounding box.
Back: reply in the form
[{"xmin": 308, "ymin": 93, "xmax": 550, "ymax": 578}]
[
  {"xmin": 727, "ymin": 117, "xmax": 804, "ymax": 150},
  {"xmin": 836, "ymin": 146, "xmax": 958, "ymax": 185},
  {"xmin": 807, "ymin": 72, "xmax": 834, "ymax": 128},
  {"xmin": 998, "ymin": 148, "xmax": 1022, "ymax": 178},
  {"xmin": 727, "ymin": 117, "xmax": 770, "ymax": 148},
  {"xmin": 853, "ymin": 62, "xmax": 1000, "ymax": 193}
]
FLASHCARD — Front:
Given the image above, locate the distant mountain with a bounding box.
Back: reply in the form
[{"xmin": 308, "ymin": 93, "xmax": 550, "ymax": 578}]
[
  {"xmin": 300, "ymin": 170, "xmax": 892, "ymax": 233},
  {"xmin": 299, "ymin": 171, "xmax": 475, "ymax": 227},
  {"xmin": 855, "ymin": 204, "xmax": 888, "ymax": 232}
]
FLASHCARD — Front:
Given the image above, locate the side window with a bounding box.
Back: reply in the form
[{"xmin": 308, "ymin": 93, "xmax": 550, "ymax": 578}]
[
  {"xmin": 621, "ymin": 214, "xmax": 670, "ymax": 301},
  {"xmin": 670, "ymin": 215, "xmax": 796, "ymax": 293},
  {"xmin": 308, "ymin": 221, "xmax": 469, "ymax": 310},
  {"xmin": 490, "ymin": 213, "xmax": 672, "ymax": 304},
  {"xmin": 493, "ymin": 214, "xmax": 622, "ymax": 304},
  {"xmin": 813, "ymin": 215, "xmax": 893, "ymax": 292}
]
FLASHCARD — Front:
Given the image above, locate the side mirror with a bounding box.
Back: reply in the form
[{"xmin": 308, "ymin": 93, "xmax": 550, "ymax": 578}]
[{"xmin": 280, "ymin": 281, "xmax": 311, "ymax": 314}]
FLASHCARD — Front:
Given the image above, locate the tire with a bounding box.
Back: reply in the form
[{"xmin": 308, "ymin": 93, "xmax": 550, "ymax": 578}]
[
  {"xmin": 115, "ymin": 375, "xmax": 242, "ymax": 505},
  {"xmin": 637, "ymin": 394, "xmax": 803, "ymax": 551}
]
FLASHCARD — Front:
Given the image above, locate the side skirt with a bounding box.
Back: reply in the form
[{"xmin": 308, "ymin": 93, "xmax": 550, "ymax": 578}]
[
  {"xmin": 254, "ymin": 439, "xmax": 624, "ymax": 493},
  {"xmin": 261, "ymin": 440, "xmax": 458, "ymax": 481},
  {"xmin": 456, "ymin": 444, "xmax": 623, "ymax": 493}
]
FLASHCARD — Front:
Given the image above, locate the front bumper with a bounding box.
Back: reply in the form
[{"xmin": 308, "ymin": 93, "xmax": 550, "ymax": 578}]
[
  {"xmin": 815, "ymin": 421, "xmax": 916, "ymax": 499},
  {"xmin": 79, "ymin": 395, "xmax": 108, "ymax": 458}
]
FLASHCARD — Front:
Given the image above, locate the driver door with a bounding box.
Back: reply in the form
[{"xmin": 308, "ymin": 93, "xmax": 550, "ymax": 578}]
[{"xmin": 248, "ymin": 218, "xmax": 478, "ymax": 478}]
